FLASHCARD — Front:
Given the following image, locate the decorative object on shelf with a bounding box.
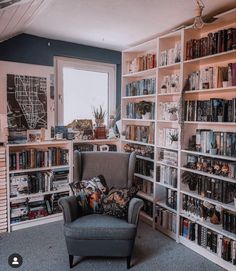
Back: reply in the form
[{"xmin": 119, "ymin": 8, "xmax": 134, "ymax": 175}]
[
  {"xmin": 55, "ymin": 125, "xmax": 68, "ymax": 139},
  {"xmin": 137, "ymin": 101, "xmax": 152, "ymax": 119},
  {"xmin": 193, "ymin": 0, "xmax": 205, "ymax": 30},
  {"xmin": 0, "ymin": 114, "xmax": 8, "ymax": 143},
  {"xmin": 92, "ymin": 105, "xmax": 106, "ymax": 127},
  {"xmin": 27, "ymin": 129, "xmax": 41, "ymax": 143},
  {"xmin": 67, "ymin": 119, "xmax": 94, "ymax": 140},
  {"xmin": 210, "ymin": 140, "xmax": 217, "ymax": 155},
  {"xmin": 95, "ymin": 127, "xmax": 106, "ymax": 139},
  {"xmin": 169, "ymin": 130, "xmax": 178, "ymax": 149},
  {"xmin": 168, "ymin": 106, "xmax": 178, "ymax": 121},
  {"xmin": 181, "ymin": 171, "xmax": 198, "ymax": 191}
]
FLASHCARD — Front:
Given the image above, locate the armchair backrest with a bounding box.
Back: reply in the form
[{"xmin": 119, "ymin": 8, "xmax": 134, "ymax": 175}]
[{"xmin": 73, "ymin": 151, "xmax": 136, "ymax": 188}]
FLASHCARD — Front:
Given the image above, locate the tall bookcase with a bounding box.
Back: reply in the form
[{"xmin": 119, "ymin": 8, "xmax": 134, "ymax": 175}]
[
  {"xmin": 7, "ymin": 140, "xmax": 72, "ymax": 232},
  {"xmin": 122, "ymin": 8, "xmax": 236, "ymax": 270}
]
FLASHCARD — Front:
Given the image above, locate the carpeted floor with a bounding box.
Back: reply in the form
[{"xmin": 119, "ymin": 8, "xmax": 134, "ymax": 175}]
[{"xmin": 0, "ymin": 221, "xmax": 223, "ymax": 271}]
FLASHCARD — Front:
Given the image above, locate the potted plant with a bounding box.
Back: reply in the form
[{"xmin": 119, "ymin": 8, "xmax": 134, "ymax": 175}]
[
  {"xmin": 210, "ymin": 140, "xmax": 217, "ymax": 155},
  {"xmin": 182, "ymin": 171, "xmax": 198, "ymax": 191},
  {"xmin": 168, "ymin": 106, "xmax": 178, "ymax": 121},
  {"xmin": 92, "ymin": 106, "xmax": 106, "ymax": 127},
  {"xmin": 169, "ymin": 131, "xmax": 178, "ymax": 149},
  {"xmin": 137, "ymin": 101, "xmax": 152, "ymax": 120},
  {"xmin": 160, "ymin": 84, "xmax": 167, "ymax": 94}
]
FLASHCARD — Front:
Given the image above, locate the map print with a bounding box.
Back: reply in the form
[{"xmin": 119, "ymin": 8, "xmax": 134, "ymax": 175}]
[{"xmin": 7, "ymin": 74, "xmax": 47, "ymax": 130}]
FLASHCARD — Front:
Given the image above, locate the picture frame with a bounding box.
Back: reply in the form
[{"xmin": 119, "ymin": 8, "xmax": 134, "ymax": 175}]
[{"xmin": 27, "ymin": 130, "xmax": 41, "ymax": 143}]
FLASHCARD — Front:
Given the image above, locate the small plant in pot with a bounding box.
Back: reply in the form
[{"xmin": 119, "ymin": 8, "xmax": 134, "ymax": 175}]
[
  {"xmin": 92, "ymin": 105, "xmax": 106, "ymax": 127},
  {"xmin": 137, "ymin": 101, "xmax": 152, "ymax": 120},
  {"xmin": 168, "ymin": 106, "xmax": 178, "ymax": 121},
  {"xmin": 169, "ymin": 131, "xmax": 178, "ymax": 149},
  {"xmin": 210, "ymin": 140, "xmax": 217, "ymax": 155},
  {"xmin": 182, "ymin": 171, "xmax": 198, "ymax": 191},
  {"xmin": 170, "ymin": 82, "xmax": 177, "ymax": 93},
  {"xmin": 160, "ymin": 84, "xmax": 167, "ymax": 94}
]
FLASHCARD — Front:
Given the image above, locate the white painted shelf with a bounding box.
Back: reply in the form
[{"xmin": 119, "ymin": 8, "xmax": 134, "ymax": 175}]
[
  {"xmin": 123, "ymin": 68, "xmax": 157, "ymax": 78},
  {"xmin": 9, "ymin": 165, "xmax": 69, "ymax": 174},
  {"xmin": 136, "ymin": 155, "xmax": 154, "ymax": 162},
  {"xmin": 184, "ymin": 86, "xmax": 236, "ymax": 94},
  {"xmin": 137, "ymin": 191, "xmax": 154, "ymax": 202},
  {"xmin": 121, "ymin": 139, "xmax": 155, "ymax": 147},
  {"xmin": 156, "ymin": 201, "xmax": 177, "ymax": 214},
  {"xmin": 156, "ymin": 182, "xmax": 178, "ymax": 191},
  {"xmin": 134, "ymin": 173, "xmax": 154, "ymax": 183},
  {"xmin": 122, "ymin": 94, "xmax": 156, "ymax": 100}
]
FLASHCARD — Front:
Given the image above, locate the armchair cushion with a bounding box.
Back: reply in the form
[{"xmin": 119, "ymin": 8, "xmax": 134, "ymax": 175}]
[
  {"xmin": 102, "ymin": 186, "xmax": 138, "ymax": 219},
  {"xmin": 64, "ymin": 214, "xmax": 136, "ymax": 240}
]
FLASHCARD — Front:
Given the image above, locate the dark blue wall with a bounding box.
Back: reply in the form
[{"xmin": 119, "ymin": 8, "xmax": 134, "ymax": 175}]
[{"xmin": 0, "ymin": 34, "xmax": 121, "ymax": 107}]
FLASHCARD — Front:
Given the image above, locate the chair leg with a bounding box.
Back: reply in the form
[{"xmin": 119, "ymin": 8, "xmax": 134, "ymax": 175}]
[
  {"xmin": 69, "ymin": 255, "xmax": 74, "ymax": 268},
  {"xmin": 127, "ymin": 256, "xmax": 131, "ymax": 269}
]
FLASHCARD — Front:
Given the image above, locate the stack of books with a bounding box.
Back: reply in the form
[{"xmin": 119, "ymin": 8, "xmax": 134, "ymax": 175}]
[
  {"xmin": 185, "ymin": 27, "xmax": 236, "ymax": 60},
  {"xmin": 0, "ymin": 146, "xmax": 7, "ymax": 233}
]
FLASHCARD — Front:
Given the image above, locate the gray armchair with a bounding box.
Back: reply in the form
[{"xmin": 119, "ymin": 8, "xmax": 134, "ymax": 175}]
[{"xmin": 58, "ymin": 151, "xmax": 144, "ymax": 269}]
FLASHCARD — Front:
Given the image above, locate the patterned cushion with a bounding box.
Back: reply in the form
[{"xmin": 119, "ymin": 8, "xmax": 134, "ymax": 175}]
[
  {"xmin": 102, "ymin": 186, "xmax": 138, "ymax": 219},
  {"xmin": 69, "ymin": 175, "xmax": 108, "ymax": 215}
]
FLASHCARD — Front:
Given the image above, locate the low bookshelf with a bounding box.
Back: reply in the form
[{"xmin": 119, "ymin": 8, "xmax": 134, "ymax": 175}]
[{"xmin": 7, "ymin": 140, "xmax": 72, "ymax": 232}]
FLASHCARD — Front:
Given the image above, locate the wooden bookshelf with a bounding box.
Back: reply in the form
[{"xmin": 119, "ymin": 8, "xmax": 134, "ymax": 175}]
[{"xmin": 121, "ymin": 8, "xmax": 236, "ymax": 270}]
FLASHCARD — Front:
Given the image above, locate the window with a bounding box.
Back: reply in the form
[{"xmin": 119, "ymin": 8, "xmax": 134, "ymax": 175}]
[{"xmin": 55, "ymin": 57, "xmax": 116, "ymax": 126}]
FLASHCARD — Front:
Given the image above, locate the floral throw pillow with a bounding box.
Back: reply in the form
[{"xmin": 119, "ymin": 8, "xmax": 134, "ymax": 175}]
[
  {"xmin": 69, "ymin": 175, "xmax": 109, "ymax": 215},
  {"xmin": 102, "ymin": 186, "xmax": 138, "ymax": 219}
]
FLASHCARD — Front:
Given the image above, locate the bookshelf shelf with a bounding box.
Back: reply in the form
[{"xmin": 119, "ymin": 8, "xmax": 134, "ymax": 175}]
[
  {"xmin": 179, "ymin": 236, "xmax": 236, "ymax": 271},
  {"xmin": 122, "ymin": 118, "xmax": 155, "ymax": 123},
  {"xmin": 122, "ymin": 68, "xmax": 157, "ymax": 78},
  {"xmin": 184, "ymin": 86, "xmax": 236, "ymax": 95},
  {"xmin": 122, "ymin": 94, "xmax": 156, "ymax": 100},
  {"xmin": 184, "ymin": 121, "xmax": 236, "ymax": 126},
  {"xmin": 121, "ymin": 139, "xmax": 155, "ymax": 147},
  {"xmin": 9, "ymin": 165, "xmax": 70, "ymax": 174},
  {"xmin": 180, "ymin": 167, "xmax": 236, "ymax": 184},
  {"xmin": 155, "ymin": 223, "xmax": 176, "ymax": 240},
  {"xmin": 156, "ymin": 182, "xmax": 178, "ymax": 191},
  {"xmin": 184, "ymin": 49, "xmax": 236, "ymax": 65},
  {"xmin": 158, "ymin": 62, "xmax": 180, "ymax": 70},
  {"xmin": 7, "ymin": 140, "xmax": 69, "ymax": 148},
  {"xmin": 137, "ymin": 191, "xmax": 154, "ymax": 202},
  {"xmin": 180, "ymin": 212, "xmax": 236, "ymax": 241},
  {"xmin": 10, "ymin": 213, "xmax": 63, "ymax": 231},
  {"xmin": 134, "ymin": 173, "xmax": 154, "ymax": 183},
  {"xmin": 140, "ymin": 211, "xmax": 153, "ymax": 224},
  {"xmin": 10, "ymin": 188, "xmax": 70, "ymax": 202},
  {"xmin": 180, "ymin": 190, "xmax": 236, "ymax": 213},
  {"xmin": 121, "ymin": 9, "xmax": 236, "ymax": 269},
  {"xmin": 156, "ymin": 201, "xmax": 177, "ymax": 214},
  {"xmin": 181, "ymin": 149, "xmax": 236, "ymax": 162},
  {"xmin": 136, "ymin": 155, "xmax": 154, "ymax": 162}
]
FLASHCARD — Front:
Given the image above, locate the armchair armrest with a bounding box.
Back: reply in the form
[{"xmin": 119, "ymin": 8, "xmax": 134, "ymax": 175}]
[
  {"xmin": 58, "ymin": 196, "xmax": 82, "ymax": 224},
  {"xmin": 128, "ymin": 197, "xmax": 144, "ymax": 225}
]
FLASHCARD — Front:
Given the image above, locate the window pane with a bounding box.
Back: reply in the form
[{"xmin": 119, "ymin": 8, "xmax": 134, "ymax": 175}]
[{"xmin": 63, "ymin": 68, "xmax": 108, "ymax": 125}]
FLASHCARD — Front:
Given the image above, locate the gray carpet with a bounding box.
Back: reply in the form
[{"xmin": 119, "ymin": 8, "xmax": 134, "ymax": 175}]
[{"xmin": 0, "ymin": 221, "xmax": 223, "ymax": 271}]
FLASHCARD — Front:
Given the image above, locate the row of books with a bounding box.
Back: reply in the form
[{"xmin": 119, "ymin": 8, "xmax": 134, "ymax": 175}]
[
  {"xmin": 166, "ymin": 188, "xmax": 177, "ymax": 210},
  {"xmin": 10, "ymin": 192, "xmax": 69, "ymax": 224},
  {"xmin": 137, "ymin": 179, "xmax": 153, "ymax": 196},
  {"xmin": 0, "ymin": 146, "xmax": 7, "ymax": 233},
  {"xmin": 159, "ymin": 42, "xmax": 181, "ymax": 66},
  {"xmin": 141, "ymin": 198, "xmax": 153, "ymax": 218},
  {"xmin": 222, "ymin": 210, "xmax": 236, "ymax": 234},
  {"xmin": 9, "ymin": 147, "xmax": 69, "ymax": 171},
  {"xmin": 123, "ymin": 143, "xmax": 154, "ymax": 159},
  {"xmin": 190, "ymin": 175, "xmax": 236, "ymax": 204},
  {"xmin": 184, "ymin": 98, "xmax": 236, "ymax": 122},
  {"xmin": 158, "ymin": 128, "xmax": 179, "ymax": 148},
  {"xmin": 160, "ymin": 72, "xmax": 180, "ymax": 94},
  {"xmin": 155, "ymin": 205, "xmax": 177, "ymax": 234},
  {"xmin": 159, "ymin": 101, "xmax": 179, "ymax": 121},
  {"xmin": 186, "ymin": 63, "xmax": 236, "ymax": 91},
  {"xmin": 10, "ymin": 169, "xmax": 69, "ymax": 197},
  {"xmin": 135, "ymin": 159, "xmax": 153, "ymax": 177},
  {"xmin": 74, "ymin": 143, "xmax": 117, "ymax": 152},
  {"xmin": 186, "ymin": 155, "xmax": 236, "ymax": 179},
  {"xmin": 125, "ymin": 124, "xmax": 155, "ymax": 145},
  {"xmin": 158, "ymin": 149, "xmax": 178, "ymax": 166},
  {"xmin": 125, "ymin": 78, "xmax": 156, "ymax": 97},
  {"xmin": 180, "ymin": 218, "xmax": 236, "ymax": 265},
  {"xmin": 157, "ymin": 165, "xmax": 177, "ymax": 188},
  {"xmin": 126, "ymin": 53, "xmax": 156, "ymax": 74},
  {"xmin": 185, "ymin": 27, "xmax": 236, "ymax": 60},
  {"xmin": 189, "ymin": 129, "xmax": 236, "ymax": 157},
  {"xmin": 126, "ymin": 102, "xmax": 155, "ymax": 120}
]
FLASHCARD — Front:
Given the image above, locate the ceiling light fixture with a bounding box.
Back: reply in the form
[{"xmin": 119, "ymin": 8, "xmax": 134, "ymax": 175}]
[{"xmin": 193, "ymin": 0, "xmax": 205, "ymax": 30}]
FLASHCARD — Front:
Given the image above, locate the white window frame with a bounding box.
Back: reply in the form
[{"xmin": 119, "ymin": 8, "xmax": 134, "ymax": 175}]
[{"xmin": 55, "ymin": 56, "xmax": 116, "ymax": 125}]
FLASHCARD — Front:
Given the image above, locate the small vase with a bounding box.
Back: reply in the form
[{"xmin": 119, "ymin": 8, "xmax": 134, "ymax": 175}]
[
  {"xmin": 222, "ymin": 81, "xmax": 228, "ymax": 88},
  {"xmin": 171, "ymin": 141, "xmax": 178, "ymax": 149},
  {"xmin": 170, "ymin": 86, "xmax": 176, "ymax": 93}
]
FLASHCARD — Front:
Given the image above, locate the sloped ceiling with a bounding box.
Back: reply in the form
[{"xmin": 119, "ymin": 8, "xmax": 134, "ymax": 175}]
[
  {"xmin": 0, "ymin": 0, "xmax": 51, "ymax": 42},
  {"xmin": 0, "ymin": 0, "xmax": 236, "ymax": 50}
]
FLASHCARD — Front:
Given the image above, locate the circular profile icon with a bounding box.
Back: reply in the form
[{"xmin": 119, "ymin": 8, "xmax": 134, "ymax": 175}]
[{"xmin": 8, "ymin": 253, "xmax": 23, "ymax": 268}]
